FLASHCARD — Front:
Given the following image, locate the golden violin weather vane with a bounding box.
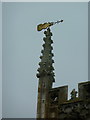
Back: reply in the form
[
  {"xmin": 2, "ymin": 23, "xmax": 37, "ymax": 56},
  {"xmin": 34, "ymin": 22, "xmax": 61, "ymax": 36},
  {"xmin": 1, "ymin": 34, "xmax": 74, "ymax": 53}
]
[{"xmin": 37, "ymin": 20, "xmax": 63, "ymax": 31}]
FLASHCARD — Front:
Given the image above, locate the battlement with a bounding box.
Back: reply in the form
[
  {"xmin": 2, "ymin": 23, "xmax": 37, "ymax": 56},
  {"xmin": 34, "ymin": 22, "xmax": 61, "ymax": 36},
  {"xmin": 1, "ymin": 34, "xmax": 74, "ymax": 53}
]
[
  {"xmin": 48, "ymin": 81, "xmax": 90, "ymax": 106},
  {"xmin": 49, "ymin": 85, "xmax": 68, "ymax": 105},
  {"xmin": 48, "ymin": 81, "xmax": 90, "ymax": 119},
  {"xmin": 78, "ymin": 81, "xmax": 90, "ymax": 100}
]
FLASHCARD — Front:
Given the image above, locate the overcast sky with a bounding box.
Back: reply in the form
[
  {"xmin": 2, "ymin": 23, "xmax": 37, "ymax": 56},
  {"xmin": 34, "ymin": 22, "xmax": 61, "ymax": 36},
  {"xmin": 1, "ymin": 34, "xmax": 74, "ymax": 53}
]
[
  {"xmin": 2, "ymin": 2, "xmax": 88, "ymax": 118},
  {"xmin": 0, "ymin": 2, "xmax": 2, "ymax": 120}
]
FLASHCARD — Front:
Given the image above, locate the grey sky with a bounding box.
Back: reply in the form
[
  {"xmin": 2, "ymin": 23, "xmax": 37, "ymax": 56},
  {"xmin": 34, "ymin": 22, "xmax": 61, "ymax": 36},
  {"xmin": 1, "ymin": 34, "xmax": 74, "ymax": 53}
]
[
  {"xmin": 0, "ymin": 2, "xmax": 2, "ymax": 120},
  {"xmin": 2, "ymin": 2, "xmax": 88, "ymax": 118}
]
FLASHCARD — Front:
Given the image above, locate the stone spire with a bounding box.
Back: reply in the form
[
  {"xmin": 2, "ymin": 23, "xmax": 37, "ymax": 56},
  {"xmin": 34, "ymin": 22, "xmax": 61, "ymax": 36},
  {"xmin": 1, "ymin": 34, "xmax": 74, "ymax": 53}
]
[{"xmin": 36, "ymin": 28, "xmax": 55, "ymax": 83}]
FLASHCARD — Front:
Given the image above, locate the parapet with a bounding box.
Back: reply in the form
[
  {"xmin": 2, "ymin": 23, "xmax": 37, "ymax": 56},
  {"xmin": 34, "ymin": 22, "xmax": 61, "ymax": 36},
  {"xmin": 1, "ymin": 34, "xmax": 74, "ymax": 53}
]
[
  {"xmin": 49, "ymin": 85, "xmax": 68, "ymax": 105},
  {"xmin": 78, "ymin": 81, "xmax": 90, "ymax": 100},
  {"xmin": 48, "ymin": 85, "xmax": 68, "ymax": 118}
]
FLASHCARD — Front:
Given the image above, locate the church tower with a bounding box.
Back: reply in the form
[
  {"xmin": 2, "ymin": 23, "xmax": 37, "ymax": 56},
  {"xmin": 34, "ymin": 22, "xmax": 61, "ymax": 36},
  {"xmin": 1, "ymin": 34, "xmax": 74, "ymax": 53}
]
[
  {"xmin": 36, "ymin": 28, "xmax": 55, "ymax": 118},
  {"xmin": 36, "ymin": 20, "xmax": 90, "ymax": 119}
]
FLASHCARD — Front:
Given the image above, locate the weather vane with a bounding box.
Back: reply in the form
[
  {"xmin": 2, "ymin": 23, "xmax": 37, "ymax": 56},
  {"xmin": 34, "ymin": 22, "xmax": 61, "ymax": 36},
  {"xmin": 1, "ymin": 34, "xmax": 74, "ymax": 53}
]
[{"xmin": 37, "ymin": 20, "xmax": 63, "ymax": 31}]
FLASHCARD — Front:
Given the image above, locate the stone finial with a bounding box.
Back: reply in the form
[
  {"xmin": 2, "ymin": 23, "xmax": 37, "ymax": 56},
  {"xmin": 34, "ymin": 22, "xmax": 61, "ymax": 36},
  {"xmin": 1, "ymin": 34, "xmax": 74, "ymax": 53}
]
[
  {"xmin": 36, "ymin": 28, "xmax": 55, "ymax": 82},
  {"xmin": 70, "ymin": 89, "xmax": 78, "ymax": 100}
]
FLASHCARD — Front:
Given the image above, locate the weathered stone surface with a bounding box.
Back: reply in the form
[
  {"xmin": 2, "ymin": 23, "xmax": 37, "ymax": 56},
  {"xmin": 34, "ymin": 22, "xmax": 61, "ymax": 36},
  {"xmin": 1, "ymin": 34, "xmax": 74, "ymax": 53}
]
[
  {"xmin": 37, "ymin": 28, "xmax": 90, "ymax": 119},
  {"xmin": 78, "ymin": 81, "xmax": 90, "ymax": 100}
]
